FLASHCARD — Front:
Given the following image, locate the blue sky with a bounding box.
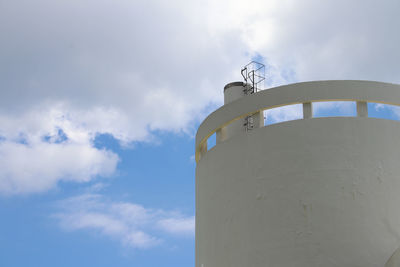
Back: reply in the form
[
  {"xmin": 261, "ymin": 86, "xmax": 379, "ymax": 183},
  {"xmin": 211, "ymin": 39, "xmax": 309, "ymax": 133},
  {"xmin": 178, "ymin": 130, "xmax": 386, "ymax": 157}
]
[
  {"xmin": 1, "ymin": 0, "xmax": 400, "ymax": 266},
  {"xmin": 0, "ymin": 131, "xmax": 198, "ymax": 267}
]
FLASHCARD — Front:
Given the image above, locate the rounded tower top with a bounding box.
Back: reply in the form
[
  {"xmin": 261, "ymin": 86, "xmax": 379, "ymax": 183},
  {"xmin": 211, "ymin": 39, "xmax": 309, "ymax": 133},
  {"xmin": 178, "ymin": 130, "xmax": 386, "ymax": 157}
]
[
  {"xmin": 223, "ymin": 81, "xmax": 245, "ymax": 104},
  {"xmin": 223, "ymin": 81, "xmax": 244, "ymax": 92}
]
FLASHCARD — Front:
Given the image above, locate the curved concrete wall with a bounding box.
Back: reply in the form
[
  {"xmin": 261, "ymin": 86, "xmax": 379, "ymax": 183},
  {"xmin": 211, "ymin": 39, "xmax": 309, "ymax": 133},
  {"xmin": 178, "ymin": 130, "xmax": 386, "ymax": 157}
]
[
  {"xmin": 196, "ymin": 118, "xmax": 400, "ymax": 267},
  {"xmin": 196, "ymin": 81, "xmax": 400, "ymax": 267}
]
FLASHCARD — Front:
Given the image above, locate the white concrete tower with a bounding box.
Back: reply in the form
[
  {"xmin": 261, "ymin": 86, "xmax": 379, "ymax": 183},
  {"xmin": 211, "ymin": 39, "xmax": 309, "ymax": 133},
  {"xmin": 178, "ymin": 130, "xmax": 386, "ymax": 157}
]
[{"xmin": 195, "ymin": 80, "xmax": 400, "ymax": 267}]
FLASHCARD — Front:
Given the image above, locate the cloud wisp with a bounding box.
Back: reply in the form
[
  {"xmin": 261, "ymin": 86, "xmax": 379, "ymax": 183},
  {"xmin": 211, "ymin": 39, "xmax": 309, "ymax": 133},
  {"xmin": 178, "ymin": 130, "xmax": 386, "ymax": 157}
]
[{"xmin": 53, "ymin": 194, "xmax": 195, "ymax": 249}]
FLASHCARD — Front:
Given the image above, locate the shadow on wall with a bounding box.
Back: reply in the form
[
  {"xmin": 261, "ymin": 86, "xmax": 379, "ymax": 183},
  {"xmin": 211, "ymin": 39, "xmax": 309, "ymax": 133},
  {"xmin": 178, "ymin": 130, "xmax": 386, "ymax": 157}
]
[{"xmin": 386, "ymin": 247, "xmax": 400, "ymax": 267}]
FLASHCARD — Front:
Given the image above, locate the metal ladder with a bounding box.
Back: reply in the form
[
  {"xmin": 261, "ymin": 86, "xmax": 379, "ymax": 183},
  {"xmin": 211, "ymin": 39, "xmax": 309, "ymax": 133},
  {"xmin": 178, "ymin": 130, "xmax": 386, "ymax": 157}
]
[{"xmin": 241, "ymin": 61, "xmax": 265, "ymax": 131}]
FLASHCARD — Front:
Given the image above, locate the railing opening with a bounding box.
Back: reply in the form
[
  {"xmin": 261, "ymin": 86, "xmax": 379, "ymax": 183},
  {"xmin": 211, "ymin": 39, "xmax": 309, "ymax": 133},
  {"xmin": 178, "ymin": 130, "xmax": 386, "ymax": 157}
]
[
  {"xmin": 264, "ymin": 104, "xmax": 302, "ymax": 126},
  {"xmin": 313, "ymin": 101, "xmax": 356, "ymax": 118},
  {"xmin": 368, "ymin": 103, "xmax": 400, "ymax": 121},
  {"xmin": 207, "ymin": 132, "xmax": 216, "ymax": 150}
]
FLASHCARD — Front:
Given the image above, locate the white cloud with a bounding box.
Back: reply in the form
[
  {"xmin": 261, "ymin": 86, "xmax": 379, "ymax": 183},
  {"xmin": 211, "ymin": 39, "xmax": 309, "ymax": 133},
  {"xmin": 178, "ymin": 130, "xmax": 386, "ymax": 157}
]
[
  {"xmin": 0, "ymin": 105, "xmax": 120, "ymax": 195},
  {"xmin": 2, "ymin": 0, "xmax": 398, "ymax": 131},
  {"xmin": 0, "ymin": 0, "xmax": 249, "ymax": 194},
  {"xmin": 230, "ymin": 0, "xmax": 400, "ymax": 83},
  {"xmin": 54, "ymin": 194, "xmax": 195, "ymax": 249},
  {"xmin": 2, "ymin": 0, "xmax": 400, "ymax": 194},
  {"xmin": 157, "ymin": 217, "xmax": 195, "ymax": 236},
  {"xmin": 0, "ymin": 141, "xmax": 118, "ymax": 195}
]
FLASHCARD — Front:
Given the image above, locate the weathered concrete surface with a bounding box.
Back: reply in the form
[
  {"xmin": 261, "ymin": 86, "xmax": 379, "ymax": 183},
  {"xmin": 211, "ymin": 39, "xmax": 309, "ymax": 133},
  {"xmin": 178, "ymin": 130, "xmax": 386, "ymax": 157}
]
[
  {"xmin": 196, "ymin": 117, "xmax": 400, "ymax": 267},
  {"xmin": 386, "ymin": 247, "xmax": 400, "ymax": 267}
]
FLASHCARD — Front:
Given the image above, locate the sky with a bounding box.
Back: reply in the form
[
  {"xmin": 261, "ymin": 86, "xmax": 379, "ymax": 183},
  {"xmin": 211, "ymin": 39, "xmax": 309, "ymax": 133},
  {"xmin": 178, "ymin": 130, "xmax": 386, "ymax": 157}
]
[{"xmin": 1, "ymin": 0, "xmax": 400, "ymax": 266}]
